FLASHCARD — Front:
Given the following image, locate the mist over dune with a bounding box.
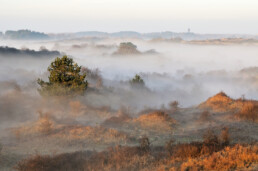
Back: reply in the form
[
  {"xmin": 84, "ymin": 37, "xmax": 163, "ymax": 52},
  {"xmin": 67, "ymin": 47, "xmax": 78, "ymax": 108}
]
[
  {"xmin": 0, "ymin": 32, "xmax": 258, "ymax": 170},
  {"xmin": 1, "ymin": 37, "xmax": 258, "ymax": 105}
]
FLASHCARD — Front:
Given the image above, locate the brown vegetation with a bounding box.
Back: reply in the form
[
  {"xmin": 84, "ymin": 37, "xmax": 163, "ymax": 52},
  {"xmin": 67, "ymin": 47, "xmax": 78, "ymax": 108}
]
[
  {"xmin": 15, "ymin": 151, "xmax": 93, "ymax": 171},
  {"xmin": 169, "ymin": 101, "xmax": 179, "ymax": 113},
  {"xmin": 235, "ymin": 101, "xmax": 258, "ymax": 122},
  {"xmin": 113, "ymin": 42, "xmax": 141, "ymax": 55},
  {"xmin": 180, "ymin": 144, "xmax": 258, "ymax": 171},
  {"xmin": 189, "ymin": 38, "xmax": 258, "ymax": 45},
  {"xmin": 12, "ymin": 115, "xmax": 132, "ymax": 145},
  {"xmin": 14, "ymin": 125, "xmax": 257, "ymax": 171},
  {"xmin": 102, "ymin": 113, "xmax": 131, "ymax": 127},
  {"xmin": 199, "ymin": 91, "xmax": 258, "ymax": 122},
  {"xmin": 55, "ymin": 126, "xmax": 131, "ymax": 144},
  {"xmin": 199, "ymin": 91, "xmax": 234, "ymax": 112},
  {"xmin": 198, "ymin": 110, "xmax": 211, "ymax": 122},
  {"xmin": 15, "ymin": 146, "xmax": 157, "ymax": 171},
  {"xmin": 132, "ymin": 111, "xmax": 176, "ymax": 133},
  {"xmin": 16, "ymin": 132, "xmax": 257, "ymax": 171},
  {"xmin": 12, "ymin": 112, "xmax": 56, "ymax": 138}
]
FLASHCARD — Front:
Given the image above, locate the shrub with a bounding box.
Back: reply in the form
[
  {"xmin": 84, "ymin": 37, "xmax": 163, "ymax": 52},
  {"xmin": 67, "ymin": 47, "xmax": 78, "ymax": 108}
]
[
  {"xmin": 15, "ymin": 151, "xmax": 92, "ymax": 171},
  {"xmin": 80, "ymin": 67, "xmax": 103, "ymax": 88},
  {"xmin": 16, "ymin": 146, "xmax": 155, "ymax": 171},
  {"xmin": 236, "ymin": 101, "xmax": 258, "ymax": 122},
  {"xmin": 220, "ymin": 127, "xmax": 230, "ymax": 146},
  {"xmin": 85, "ymin": 146, "xmax": 154, "ymax": 171},
  {"xmin": 37, "ymin": 56, "xmax": 88, "ymax": 96},
  {"xmin": 181, "ymin": 144, "xmax": 258, "ymax": 171},
  {"xmin": 113, "ymin": 42, "xmax": 141, "ymax": 55},
  {"xmin": 169, "ymin": 101, "xmax": 179, "ymax": 112},
  {"xmin": 130, "ymin": 74, "xmax": 145, "ymax": 88},
  {"xmin": 173, "ymin": 142, "xmax": 203, "ymax": 159},
  {"xmin": 172, "ymin": 129, "xmax": 228, "ymax": 159},
  {"xmin": 203, "ymin": 129, "xmax": 220, "ymax": 146},
  {"xmin": 139, "ymin": 136, "xmax": 150, "ymax": 153}
]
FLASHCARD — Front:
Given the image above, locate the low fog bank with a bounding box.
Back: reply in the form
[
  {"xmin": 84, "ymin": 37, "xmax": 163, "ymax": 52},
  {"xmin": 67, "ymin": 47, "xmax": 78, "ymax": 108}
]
[
  {"xmin": 0, "ymin": 63, "xmax": 258, "ymax": 127},
  {"xmin": 0, "ymin": 39, "xmax": 258, "ymax": 106},
  {"xmin": 0, "ymin": 38, "xmax": 258, "ymax": 171},
  {"xmin": 0, "ymin": 39, "xmax": 258, "ymax": 127}
]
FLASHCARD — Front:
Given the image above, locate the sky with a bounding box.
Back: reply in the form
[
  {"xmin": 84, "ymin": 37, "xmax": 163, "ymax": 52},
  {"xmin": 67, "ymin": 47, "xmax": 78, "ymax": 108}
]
[{"xmin": 0, "ymin": 0, "xmax": 257, "ymax": 34}]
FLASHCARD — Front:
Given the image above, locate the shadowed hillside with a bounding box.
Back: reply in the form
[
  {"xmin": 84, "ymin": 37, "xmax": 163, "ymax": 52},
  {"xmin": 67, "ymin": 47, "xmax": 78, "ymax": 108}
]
[{"xmin": 0, "ymin": 46, "xmax": 61, "ymax": 57}]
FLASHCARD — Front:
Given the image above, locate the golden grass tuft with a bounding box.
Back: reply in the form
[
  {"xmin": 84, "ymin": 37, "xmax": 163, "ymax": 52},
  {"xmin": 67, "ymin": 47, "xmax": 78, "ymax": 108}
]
[
  {"xmin": 54, "ymin": 126, "xmax": 130, "ymax": 144},
  {"xmin": 133, "ymin": 111, "xmax": 176, "ymax": 132},
  {"xmin": 235, "ymin": 101, "xmax": 258, "ymax": 122},
  {"xmin": 180, "ymin": 144, "xmax": 258, "ymax": 171},
  {"xmin": 199, "ymin": 92, "xmax": 258, "ymax": 122},
  {"xmin": 12, "ymin": 113, "xmax": 55, "ymax": 138},
  {"xmin": 199, "ymin": 91, "xmax": 234, "ymax": 112}
]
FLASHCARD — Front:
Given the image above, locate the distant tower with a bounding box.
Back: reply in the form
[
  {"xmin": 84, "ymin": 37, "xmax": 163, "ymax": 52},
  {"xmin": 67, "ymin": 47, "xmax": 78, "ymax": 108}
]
[{"xmin": 188, "ymin": 28, "xmax": 191, "ymax": 33}]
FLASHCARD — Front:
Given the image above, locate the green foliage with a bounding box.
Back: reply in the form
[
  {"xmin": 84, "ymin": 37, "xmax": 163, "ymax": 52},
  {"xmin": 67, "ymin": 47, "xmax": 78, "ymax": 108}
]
[
  {"xmin": 120, "ymin": 42, "xmax": 137, "ymax": 49},
  {"xmin": 130, "ymin": 74, "xmax": 145, "ymax": 87},
  {"xmin": 113, "ymin": 42, "xmax": 141, "ymax": 55},
  {"xmin": 37, "ymin": 56, "xmax": 88, "ymax": 96}
]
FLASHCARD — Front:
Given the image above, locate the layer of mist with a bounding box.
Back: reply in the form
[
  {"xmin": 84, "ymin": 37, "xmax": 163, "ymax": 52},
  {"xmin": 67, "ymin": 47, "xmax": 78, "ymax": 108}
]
[{"xmin": 0, "ymin": 36, "xmax": 258, "ymax": 170}]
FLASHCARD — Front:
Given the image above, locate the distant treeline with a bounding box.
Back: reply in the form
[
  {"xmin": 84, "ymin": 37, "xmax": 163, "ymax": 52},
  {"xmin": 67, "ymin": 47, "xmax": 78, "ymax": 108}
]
[
  {"xmin": 1, "ymin": 29, "xmax": 258, "ymax": 40},
  {"xmin": 0, "ymin": 30, "xmax": 49, "ymax": 40},
  {"xmin": 0, "ymin": 46, "xmax": 60, "ymax": 57},
  {"xmin": 52, "ymin": 31, "xmax": 258, "ymax": 40}
]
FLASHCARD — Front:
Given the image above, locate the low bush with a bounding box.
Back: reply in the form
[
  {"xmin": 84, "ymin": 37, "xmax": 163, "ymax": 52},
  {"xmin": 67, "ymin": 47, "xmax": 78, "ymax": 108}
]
[
  {"xmin": 236, "ymin": 101, "xmax": 258, "ymax": 122},
  {"xmin": 181, "ymin": 144, "xmax": 258, "ymax": 171}
]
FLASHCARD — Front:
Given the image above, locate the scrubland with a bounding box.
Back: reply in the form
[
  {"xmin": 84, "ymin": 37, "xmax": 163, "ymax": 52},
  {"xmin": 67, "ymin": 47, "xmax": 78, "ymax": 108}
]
[{"xmin": 0, "ymin": 37, "xmax": 258, "ymax": 171}]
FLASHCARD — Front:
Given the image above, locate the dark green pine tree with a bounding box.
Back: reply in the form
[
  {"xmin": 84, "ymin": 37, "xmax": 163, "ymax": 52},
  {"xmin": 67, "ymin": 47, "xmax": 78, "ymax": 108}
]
[
  {"xmin": 37, "ymin": 56, "xmax": 88, "ymax": 96},
  {"xmin": 130, "ymin": 74, "xmax": 145, "ymax": 88}
]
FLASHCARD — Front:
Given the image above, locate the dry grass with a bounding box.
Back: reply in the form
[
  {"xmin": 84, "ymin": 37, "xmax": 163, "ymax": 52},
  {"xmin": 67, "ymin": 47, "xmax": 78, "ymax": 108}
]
[
  {"xmin": 11, "ymin": 114, "xmax": 132, "ymax": 145},
  {"xmin": 102, "ymin": 113, "xmax": 131, "ymax": 127},
  {"xmin": 15, "ymin": 146, "xmax": 157, "ymax": 171},
  {"xmin": 180, "ymin": 144, "xmax": 258, "ymax": 171},
  {"xmin": 199, "ymin": 91, "xmax": 258, "ymax": 122},
  {"xmin": 132, "ymin": 111, "xmax": 176, "ymax": 133},
  {"xmin": 235, "ymin": 101, "xmax": 258, "ymax": 122},
  {"xmin": 84, "ymin": 146, "xmax": 155, "ymax": 171},
  {"xmin": 69, "ymin": 100, "xmax": 86, "ymax": 117},
  {"xmin": 54, "ymin": 125, "xmax": 131, "ymax": 144},
  {"xmin": 15, "ymin": 142, "xmax": 258, "ymax": 171},
  {"xmin": 199, "ymin": 91, "xmax": 234, "ymax": 112},
  {"xmin": 12, "ymin": 113, "xmax": 56, "ymax": 138},
  {"xmin": 15, "ymin": 151, "xmax": 93, "ymax": 171}
]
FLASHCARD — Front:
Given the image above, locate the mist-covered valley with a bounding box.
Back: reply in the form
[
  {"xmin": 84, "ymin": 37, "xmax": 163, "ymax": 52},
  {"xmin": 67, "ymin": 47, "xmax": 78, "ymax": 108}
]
[{"xmin": 0, "ymin": 33, "xmax": 258, "ymax": 170}]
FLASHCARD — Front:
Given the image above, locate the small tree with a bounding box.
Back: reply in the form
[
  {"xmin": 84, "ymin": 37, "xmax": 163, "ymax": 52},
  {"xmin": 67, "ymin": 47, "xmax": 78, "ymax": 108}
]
[
  {"xmin": 169, "ymin": 101, "xmax": 179, "ymax": 112},
  {"xmin": 130, "ymin": 74, "xmax": 145, "ymax": 88},
  {"xmin": 113, "ymin": 42, "xmax": 141, "ymax": 55},
  {"xmin": 37, "ymin": 56, "xmax": 88, "ymax": 96},
  {"xmin": 139, "ymin": 136, "xmax": 150, "ymax": 153}
]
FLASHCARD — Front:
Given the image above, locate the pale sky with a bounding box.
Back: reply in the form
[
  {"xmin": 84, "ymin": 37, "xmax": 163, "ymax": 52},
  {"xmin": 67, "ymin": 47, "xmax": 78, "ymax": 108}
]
[{"xmin": 0, "ymin": 0, "xmax": 257, "ymax": 34}]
